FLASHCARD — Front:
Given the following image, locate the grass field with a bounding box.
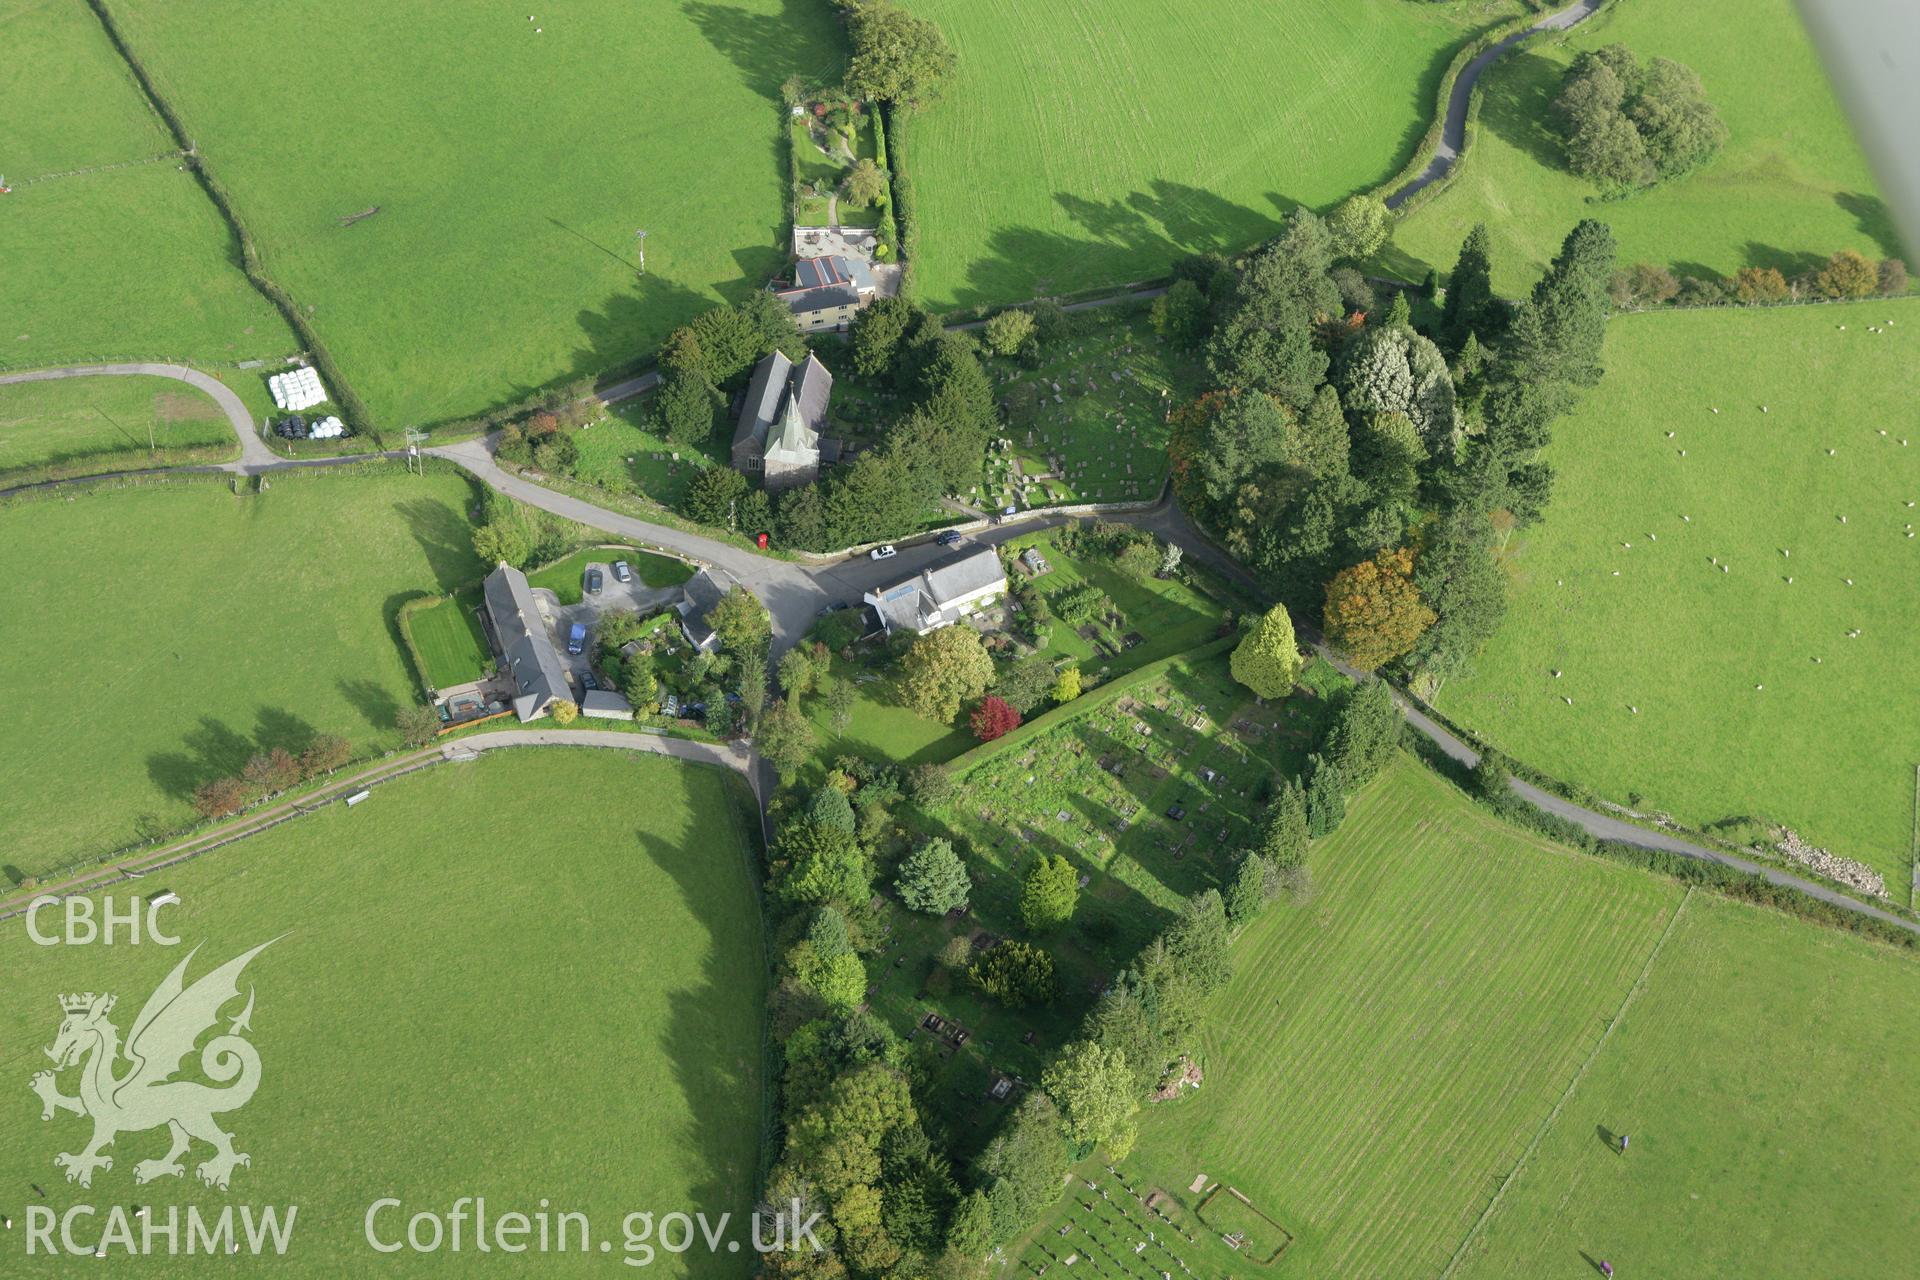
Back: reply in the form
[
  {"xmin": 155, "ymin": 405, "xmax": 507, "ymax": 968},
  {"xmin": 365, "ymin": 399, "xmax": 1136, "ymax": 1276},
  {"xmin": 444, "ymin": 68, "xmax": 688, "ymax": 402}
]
[
  {"xmin": 1388, "ymin": 0, "xmax": 1896, "ymax": 294},
  {"xmin": 100, "ymin": 0, "xmax": 846, "ymax": 426},
  {"xmin": 0, "ymin": 0, "xmax": 295, "ymax": 371},
  {"xmin": 982, "ymin": 312, "xmax": 1196, "ymax": 507},
  {"xmin": 901, "ymin": 0, "xmax": 1524, "ymax": 308},
  {"xmin": 0, "ymin": 468, "xmax": 484, "ymax": 880},
  {"xmin": 1457, "ymin": 892, "xmax": 1920, "ymax": 1279},
  {"xmin": 1021, "ymin": 760, "xmax": 1920, "ymax": 1279},
  {"xmin": 0, "ymin": 374, "xmax": 235, "ymax": 483},
  {"xmin": 0, "ymin": 748, "xmax": 766, "ymax": 1276},
  {"xmin": 1434, "ymin": 301, "xmax": 1920, "ymax": 882}
]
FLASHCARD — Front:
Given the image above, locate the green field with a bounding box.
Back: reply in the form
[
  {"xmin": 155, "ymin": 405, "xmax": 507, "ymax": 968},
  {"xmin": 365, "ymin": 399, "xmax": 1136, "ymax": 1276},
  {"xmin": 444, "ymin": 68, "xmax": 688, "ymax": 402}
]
[
  {"xmin": 1458, "ymin": 892, "xmax": 1920, "ymax": 1279},
  {"xmin": 1435, "ymin": 302, "xmax": 1920, "ymax": 882},
  {"xmin": 0, "ymin": 468, "xmax": 484, "ymax": 879},
  {"xmin": 1389, "ymin": 0, "xmax": 1895, "ymax": 293},
  {"xmin": 572, "ymin": 402, "xmax": 727, "ymax": 510},
  {"xmin": 0, "ymin": 0, "xmax": 295, "ymax": 370},
  {"xmin": 100, "ymin": 0, "xmax": 845, "ymax": 426},
  {"xmin": 0, "ymin": 374, "xmax": 236, "ymax": 483},
  {"xmin": 1039, "ymin": 760, "xmax": 1920, "ymax": 1279},
  {"xmin": 0, "ymin": 748, "xmax": 766, "ymax": 1276},
  {"xmin": 902, "ymin": 0, "xmax": 1523, "ymax": 307}
]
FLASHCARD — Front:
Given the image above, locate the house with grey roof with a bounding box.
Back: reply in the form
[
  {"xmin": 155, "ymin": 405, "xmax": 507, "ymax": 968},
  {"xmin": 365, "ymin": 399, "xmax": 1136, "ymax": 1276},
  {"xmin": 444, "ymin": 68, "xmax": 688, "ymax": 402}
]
[
  {"xmin": 863, "ymin": 545, "xmax": 1008, "ymax": 636},
  {"xmin": 732, "ymin": 351, "xmax": 838, "ymax": 490},
  {"xmin": 481, "ymin": 562, "xmax": 571, "ymax": 721},
  {"xmin": 676, "ymin": 566, "xmax": 737, "ymax": 651},
  {"xmin": 778, "ymin": 255, "xmax": 875, "ymax": 332}
]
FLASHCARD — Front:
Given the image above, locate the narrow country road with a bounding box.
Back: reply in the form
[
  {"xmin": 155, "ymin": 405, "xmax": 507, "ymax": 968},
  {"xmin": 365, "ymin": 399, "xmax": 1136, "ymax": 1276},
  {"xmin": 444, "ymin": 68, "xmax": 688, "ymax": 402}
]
[
  {"xmin": 1387, "ymin": 0, "xmax": 1603, "ymax": 209},
  {"xmin": 0, "ymin": 361, "xmax": 281, "ymax": 469},
  {"xmin": 7, "ymin": 365, "xmax": 1913, "ymax": 939}
]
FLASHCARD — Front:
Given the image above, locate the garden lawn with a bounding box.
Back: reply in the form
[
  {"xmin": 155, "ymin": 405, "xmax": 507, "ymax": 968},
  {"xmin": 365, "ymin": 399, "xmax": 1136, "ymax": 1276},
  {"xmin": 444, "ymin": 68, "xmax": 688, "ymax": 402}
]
[
  {"xmin": 1435, "ymin": 302, "xmax": 1920, "ymax": 882},
  {"xmin": 405, "ymin": 589, "xmax": 489, "ymax": 690},
  {"xmin": 0, "ymin": 468, "xmax": 485, "ymax": 880},
  {"xmin": 1387, "ymin": 0, "xmax": 1896, "ymax": 294},
  {"xmin": 901, "ymin": 0, "xmax": 1524, "ymax": 307},
  {"xmin": 982, "ymin": 311, "xmax": 1198, "ymax": 508},
  {"xmin": 0, "ymin": 373, "xmax": 235, "ymax": 483},
  {"xmin": 1458, "ymin": 891, "xmax": 1920, "ymax": 1280},
  {"xmin": 0, "ymin": 748, "xmax": 765, "ymax": 1278},
  {"xmin": 100, "ymin": 0, "xmax": 846, "ymax": 426},
  {"xmin": 0, "ymin": 0, "xmax": 295, "ymax": 370}
]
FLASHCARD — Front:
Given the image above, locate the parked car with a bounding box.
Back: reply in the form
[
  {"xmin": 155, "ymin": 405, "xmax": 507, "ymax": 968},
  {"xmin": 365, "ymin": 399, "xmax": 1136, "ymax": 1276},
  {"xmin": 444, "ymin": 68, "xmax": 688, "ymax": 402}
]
[
  {"xmin": 567, "ymin": 623, "xmax": 587, "ymax": 655},
  {"xmin": 585, "ymin": 568, "xmax": 603, "ymax": 595},
  {"xmin": 612, "ymin": 560, "xmax": 632, "ymax": 584},
  {"xmin": 1002, "ymin": 505, "xmax": 1019, "ymax": 516},
  {"xmin": 870, "ymin": 545, "xmax": 897, "ymax": 561},
  {"xmin": 935, "ymin": 530, "xmax": 963, "ymax": 547},
  {"xmin": 579, "ymin": 670, "xmax": 600, "ymax": 692}
]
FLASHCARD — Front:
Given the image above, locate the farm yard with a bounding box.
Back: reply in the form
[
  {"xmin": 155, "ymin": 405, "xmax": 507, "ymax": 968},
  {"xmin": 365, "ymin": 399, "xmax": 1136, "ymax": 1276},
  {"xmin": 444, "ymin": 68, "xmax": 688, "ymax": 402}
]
[
  {"xmin": 0, "ymin": 748, "xmax": 766, "ymax": 1278},
  {"xmin": 0, "ymin": 374, "xmax": 235, "ymax": 484},
  {"xmin": 0, "ymin": 0, "xmax": 295, "ymax": 373},
  {"xmin": 1435, "ymin": 302, "xmax": 1920, "ymax": 885},
  {"xmin": 94, "ymin": 0, "xmax": 847, "ymax": 427},
  {"xmin": 0, "ymin": 468, "xmax": 484, "ymax": 880},
  {"xmin": 901, "ymin": 0, "xmax": 1525, "ymax": 308},
  {"xmin": 980, "ymin": 312, "xmax": 1196, "ymax": 508},
  {"xmin": 1388, "ymin": 0, "xmax": 1894, "ymax": 293},
  {"xmin": 1016, "ymin": 762, "xmax": 1920, "ymax": 1280}
]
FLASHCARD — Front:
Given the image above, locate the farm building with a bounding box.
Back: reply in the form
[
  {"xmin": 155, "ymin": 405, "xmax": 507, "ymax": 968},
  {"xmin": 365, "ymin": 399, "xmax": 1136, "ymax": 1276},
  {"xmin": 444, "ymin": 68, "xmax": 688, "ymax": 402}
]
[
  {"xmin": 864, "ymin": 546, "xmax": 1008, "ymax": 635},
  {"xmin": 580, "ymin": 690, "xmax": 634, "ymax": 721},
  {"xmin": 676, "ymin": 566, "xmax": 739, "ymax": 651},
  {"xmin": 776, "ymin": 254, "xmax": 874, "ymax": 332},
  {"xmin": 481, "ymin": 562, "xmax": 569, "ymax": 722},
  {"xmin": 732, "ymin": 351, "xmax": 840, "ymax": 490}
]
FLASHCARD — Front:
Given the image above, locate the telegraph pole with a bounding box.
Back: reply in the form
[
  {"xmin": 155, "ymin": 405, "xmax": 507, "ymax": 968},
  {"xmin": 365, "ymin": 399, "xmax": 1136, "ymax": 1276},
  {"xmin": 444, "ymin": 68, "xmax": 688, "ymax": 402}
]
[{"xmin": 635, "ymin": 229, "xmax": 648, "ymax": 276}]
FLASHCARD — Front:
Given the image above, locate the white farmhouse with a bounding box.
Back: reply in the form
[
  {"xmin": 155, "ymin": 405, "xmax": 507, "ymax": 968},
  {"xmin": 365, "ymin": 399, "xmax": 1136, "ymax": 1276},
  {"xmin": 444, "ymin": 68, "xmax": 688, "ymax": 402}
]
[{"xmin": 864, "ymin": 546, "xmax": 1007, "ymax": 636}]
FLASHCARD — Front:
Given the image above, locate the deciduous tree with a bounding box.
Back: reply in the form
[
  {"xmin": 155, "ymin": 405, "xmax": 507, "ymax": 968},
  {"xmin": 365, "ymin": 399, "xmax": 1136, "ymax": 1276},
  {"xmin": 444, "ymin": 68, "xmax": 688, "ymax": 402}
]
[
  {"xmin": 969, "ymin": 695, "xmax": 1021, "ymax": 742},
  {"xmin": 898, "ymin": 626, "xmax": 994, "ymax": 723},
  {"xmin": 1323, "ymin": 546, "xmax": 1436, "ymax": 671},
  {"xmin": 1042, "ymin": 1040, "xmax": 1139, "ymax": 1159}
]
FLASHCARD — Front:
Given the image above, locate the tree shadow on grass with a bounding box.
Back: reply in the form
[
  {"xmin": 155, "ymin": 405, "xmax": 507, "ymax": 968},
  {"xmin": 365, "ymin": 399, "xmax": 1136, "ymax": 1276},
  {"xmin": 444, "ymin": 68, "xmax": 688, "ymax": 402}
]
[
  {"xmin": 640, "ymin": 767, "xmax": 769, "ymax": 1228},
  {"xmin": 337, "ymin": 677, "xmax": 402, "ymax": 736},
  {"xmin": 1740, "ymin": 240, "xmax": 1824, "ymax": 279},
  {"xmin": 568, "ymin": 274, "xmax": 715, "ymax": 393},
  {"xmin": 393, "ymin": 496, "xmax": 482, "ymax": 591},
  {"xmin": 146, "ymin": 709, "xmax": 319, "ymax": 800},
  {"xmin": 1474, "ymin": 50, "xmax": 1567, "ymax": 176},
  {"xmin": 1834, "ymin": 191, "xmax": 1908, "ymax": 262},
  {"xmin": 680, "ymin": 0, "xmax": 845, "ymax": 99}
]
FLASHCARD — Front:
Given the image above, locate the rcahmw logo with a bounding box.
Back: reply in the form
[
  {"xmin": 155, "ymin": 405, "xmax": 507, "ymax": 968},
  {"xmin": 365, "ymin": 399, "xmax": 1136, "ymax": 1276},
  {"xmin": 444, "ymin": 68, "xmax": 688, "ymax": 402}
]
[{"xmin": 20, "ymin": 938, "xmax": 298, "ymax": 1259}]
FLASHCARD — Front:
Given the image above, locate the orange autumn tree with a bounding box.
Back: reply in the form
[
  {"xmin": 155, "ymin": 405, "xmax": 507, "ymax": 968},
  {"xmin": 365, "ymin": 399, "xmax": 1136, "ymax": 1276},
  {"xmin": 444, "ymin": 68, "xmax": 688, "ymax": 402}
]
[{"xmin": 1323, "ymin": 546, "xmax": 1436, "ymax": 671}]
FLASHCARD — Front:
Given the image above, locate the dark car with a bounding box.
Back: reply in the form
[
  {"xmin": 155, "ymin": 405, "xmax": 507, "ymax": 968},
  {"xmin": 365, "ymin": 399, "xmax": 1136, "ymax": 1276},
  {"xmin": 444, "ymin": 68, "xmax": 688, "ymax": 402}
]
[
  {"xmin": 935, "ymin": 530, "xmax": 964, "ymax": 547},
  {"xmin": 585, "ymin": 568, "xmax": 603, "ymax": 595},
  {"xmin": 567, "ymin": 623, "xmax": 587, "ymax": 655},
  {"xmin": 579, "ymin": 670, "xmax": 600, "ymax": 692},
  {"xmin": 612, "ymin": 560, "xmax": 633, "ymax": 584}
]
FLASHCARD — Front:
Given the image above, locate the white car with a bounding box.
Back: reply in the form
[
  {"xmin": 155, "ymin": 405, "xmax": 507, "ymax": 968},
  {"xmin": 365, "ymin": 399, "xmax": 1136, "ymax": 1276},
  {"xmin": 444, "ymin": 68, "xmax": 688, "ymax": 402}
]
[{"xmin": 869, "ymin": 544, "xmax": 898, "ymax": 561}]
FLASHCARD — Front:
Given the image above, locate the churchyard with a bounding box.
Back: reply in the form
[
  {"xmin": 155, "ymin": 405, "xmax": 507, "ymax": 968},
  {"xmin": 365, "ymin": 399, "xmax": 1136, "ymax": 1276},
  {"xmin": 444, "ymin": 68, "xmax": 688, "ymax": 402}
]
[
  {"xmin": 862, "ymin": 652, "xmax": 1344, "ymax": 1149},
  {"xmin": 569, "ymin": 399, "xmax": 728, "ymax": 511},
  {"xmin": 979, "ymin": 312, "xmax": 1197, "ymax": 509}
]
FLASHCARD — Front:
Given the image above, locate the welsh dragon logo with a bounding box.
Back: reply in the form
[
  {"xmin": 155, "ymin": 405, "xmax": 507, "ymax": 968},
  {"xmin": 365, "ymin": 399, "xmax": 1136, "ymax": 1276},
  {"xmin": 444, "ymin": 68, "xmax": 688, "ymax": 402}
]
[{"xmin": 30, "ymin": 939, "xmax": 279, "ymax": 1191}]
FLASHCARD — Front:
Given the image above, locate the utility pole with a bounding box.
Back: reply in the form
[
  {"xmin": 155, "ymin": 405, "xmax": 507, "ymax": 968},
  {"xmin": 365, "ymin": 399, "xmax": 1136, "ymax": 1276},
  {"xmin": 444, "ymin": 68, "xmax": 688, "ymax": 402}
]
[{"xmin": 635, "ymin": 228, "xmax": 648, "ymax": 276}]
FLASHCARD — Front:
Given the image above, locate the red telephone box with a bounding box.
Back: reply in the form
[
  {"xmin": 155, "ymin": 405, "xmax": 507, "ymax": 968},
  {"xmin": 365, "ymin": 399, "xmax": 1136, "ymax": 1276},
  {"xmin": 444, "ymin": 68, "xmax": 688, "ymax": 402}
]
[{"xmin": 756, "ymin": 531, "xmax": 770, "ymax": 549}]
